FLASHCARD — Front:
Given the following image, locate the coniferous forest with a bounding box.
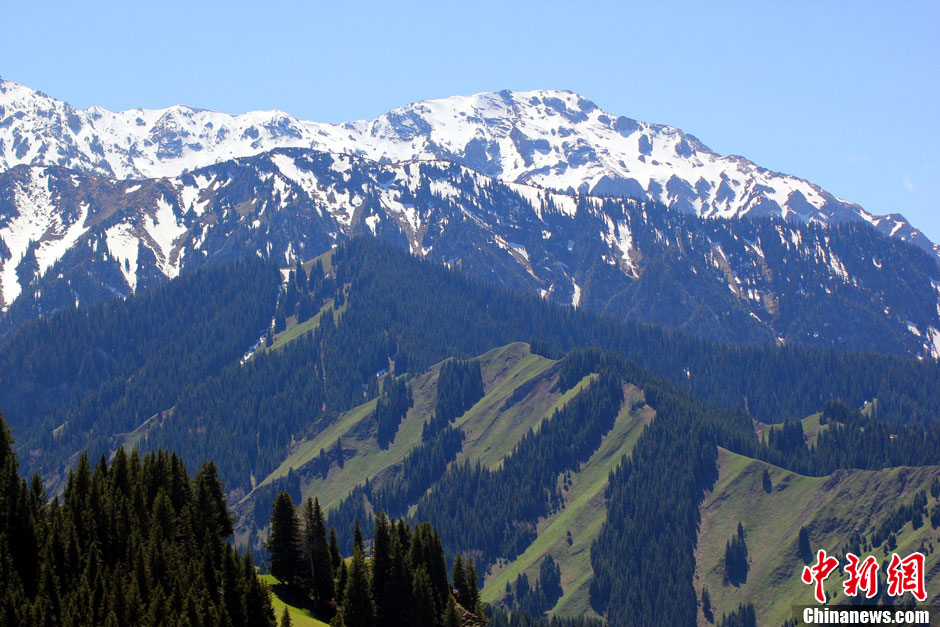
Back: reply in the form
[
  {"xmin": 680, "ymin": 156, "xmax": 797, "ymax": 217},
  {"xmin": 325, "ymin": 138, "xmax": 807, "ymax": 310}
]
[
  {"xmin": 2, "ymin": 237, "xmax": 940, "ymax": 625},
  {"xmin": 0, "ymin": 414, "xmax": 275, "ymax": 627}
]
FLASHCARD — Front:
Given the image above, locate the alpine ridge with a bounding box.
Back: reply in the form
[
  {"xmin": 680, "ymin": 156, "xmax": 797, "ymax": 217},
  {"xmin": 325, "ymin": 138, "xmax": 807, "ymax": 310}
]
[
  {"xmin": 1, "ymin": 77, "xmax": 935, "ymax": 259},
  {"xmin": 2, "ymin": 78, "xmax": 939, "ymax": 358},
  {"xmin": 1, "ymin": 151, "xmax": 938, "ymax": 357}
]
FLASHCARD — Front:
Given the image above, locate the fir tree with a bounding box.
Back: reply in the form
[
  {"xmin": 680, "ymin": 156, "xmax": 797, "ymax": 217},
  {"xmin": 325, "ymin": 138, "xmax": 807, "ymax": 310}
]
[
  {"xmin": 371, "ymin": 512, "xmax": 393, "ymax": 624},
  {"xmin": 410, "ymin": 566, "xmax": 438, "ymax": 627},
  {"xmin": 329, "ymin": 527, "xmax": 342, "ymax": 574},
  {"xmin": 798, "ymin": 526, "xmax": 812, "ymax": 564},
  {"xmin": 303, "ymin": 498, "xmax": 334, "ymax": 604},
  {"xmin": 267, "ymin": 492, "xmax": 302, "ymax": 585},
  {"xmin": 702, "ymin": 587, "xmax": 713, "ymax": 623},
  {"xmin": 452, "ymin": 553, "xmax": 467, "ymax": 609},
  {"xmin": 353, "ymin": 519, "xmax": 363, "ymax": 554},
  {"xmin": 341, "ymin": 546, "xmax": 375, "ymax": 627}
]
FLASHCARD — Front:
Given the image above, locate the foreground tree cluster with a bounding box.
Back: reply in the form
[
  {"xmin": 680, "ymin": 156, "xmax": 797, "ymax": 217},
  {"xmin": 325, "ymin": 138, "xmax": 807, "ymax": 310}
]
[
  {"xmin": 0, "ymin": 414, "xmax": 275, "ymax": 627},
  {"xmin": 266, "ymin": 491, "xmax": 486, "ymax": 626}
]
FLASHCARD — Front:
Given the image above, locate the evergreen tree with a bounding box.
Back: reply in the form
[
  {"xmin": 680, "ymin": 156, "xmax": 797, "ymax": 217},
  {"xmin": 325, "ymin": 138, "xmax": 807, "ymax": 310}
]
[
  {"xmin": 452, "ymin": 553, "xmax": 467, "ymax": 609},
  {"xmin": 702, "ymin": 587, "xmax": 713, "ymax": 623},
  {"xmin": 465, "ymin": 557, "xmax": 481, "ymax": 616},
  {"xmin": 718, "ymin": 602, "xmax": 757, "ymax": 627},
  {"xmin": 335, "ymin": 560, "xmax": 348, "ymax": 606},
  {"xmin": 410, "ymin": 566, "xmax": 438, "ymax": 627},
  {"xmin": 539, "ymin": 555, "xmax": 562, "ymax": 605},
  {"xmin": 724, "ymin": 531, "xmax": 749, "ymax": 586},
  {"xmin": 341, "ymin": 546, "xmax": 375, "ymax": 627},
  {"xmin": 334, "ymin": 438, "xmax": 345, "ymax": 469},
  {"xmin": 371, "ymin": 512, "xmax": 393, "ymax": 624},
  {"xmin": 267, "ymin": 492, "xmax": 302, "ymax": 585},
  {"xmin": 329, "ymin": 527, "xmax": 342, "ymax": 574},
  {"xmin": 353, "ymin": 519, "xmax": 363, "ymax": 554},
  {"xmin": 798, "ymin": 526, "xmax": 812, "ymax": 564},
  {"xmin": 0, "ymin": 413, "xmax": 275, "ymax": 626},
  {"xmin": 280, "ymin": 606, "xmax": 293, "ymax": 627},
  {"xmin": 312, "ymin": 499, "xmax": 334, "ymax": 603}
]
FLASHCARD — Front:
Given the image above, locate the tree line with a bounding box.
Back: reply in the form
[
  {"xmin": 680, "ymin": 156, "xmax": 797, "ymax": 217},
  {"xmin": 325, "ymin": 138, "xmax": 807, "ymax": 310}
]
[
  {"xmin": 265, "ymin": 490, "xmax": 486, "ymax": 626},
  {"xmin": 0, "ymin": 413, "xmax": 276, "ymax": 626}
]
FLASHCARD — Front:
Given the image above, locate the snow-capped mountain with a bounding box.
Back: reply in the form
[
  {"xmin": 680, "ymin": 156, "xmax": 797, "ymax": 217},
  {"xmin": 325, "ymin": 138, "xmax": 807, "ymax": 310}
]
[
  {"xmin": 1, "ymin": 77, "xmax": 935, "ymax": 261},
  {"xmin": 2, "ymin": 150, "xmax": 938, "ymax": 358}
]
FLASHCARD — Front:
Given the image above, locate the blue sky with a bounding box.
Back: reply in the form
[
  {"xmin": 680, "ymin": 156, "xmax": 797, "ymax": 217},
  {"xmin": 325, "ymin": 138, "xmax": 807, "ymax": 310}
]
[{"xmin": 2, "ymin": 1, "xmax": 938, "ymax": 241}]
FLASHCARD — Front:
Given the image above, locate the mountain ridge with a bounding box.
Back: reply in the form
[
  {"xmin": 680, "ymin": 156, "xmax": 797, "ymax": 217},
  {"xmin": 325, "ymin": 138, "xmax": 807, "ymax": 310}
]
[
  {"xmin": 2, "ymin": 148, "xmax": 939, "ymax": 357},
  {"xmin": 1, "ymin": 77, "xmax": 935, "ymax": 262}
]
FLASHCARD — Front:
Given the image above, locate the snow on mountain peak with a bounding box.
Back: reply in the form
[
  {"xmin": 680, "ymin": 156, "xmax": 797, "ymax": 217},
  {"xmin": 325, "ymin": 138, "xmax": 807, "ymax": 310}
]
[{"xmin": 0, "ymin": 78, "xmax": 936, "ymax": 260}]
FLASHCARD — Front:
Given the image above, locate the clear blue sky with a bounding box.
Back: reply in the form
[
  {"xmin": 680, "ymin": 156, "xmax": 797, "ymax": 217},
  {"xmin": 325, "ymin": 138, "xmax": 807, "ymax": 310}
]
[{"xmin": 2, "ymin": 1, "xmax": 938, "ymax": 241}]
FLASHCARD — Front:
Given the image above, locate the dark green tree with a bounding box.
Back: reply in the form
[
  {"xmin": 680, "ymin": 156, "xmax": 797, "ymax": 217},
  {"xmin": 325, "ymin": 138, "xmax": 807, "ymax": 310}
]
[
  {"xmin": 267, "ymin": 492, "xmax": 302, "ymax": 585},
  {"xmin": 341, "ymin": 546, "xmax": 375, "ymax": 627},
  {"xmin": 410, "ymin": 566, "xmax": 438, "ymax": 627},
  {"xmin": 798, "ymin": 526, "xmax": 812, "ymax": 564},
  {"xmin": 302, "ymin": 497, "xmax": 334, "ymax": 603}
]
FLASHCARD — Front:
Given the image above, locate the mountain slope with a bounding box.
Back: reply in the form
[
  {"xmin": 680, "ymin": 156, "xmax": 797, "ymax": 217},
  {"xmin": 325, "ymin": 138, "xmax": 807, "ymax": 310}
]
[
  {"xmin": 695, "ymin": 447, "xmax": 940, "ymax": 625},
  {"xmin": 6, "ymin": 235, "xmax": 940, "ymax": 499},
  {"xmin": 3, "ymin": 237, "xmax": 940, "ymax": 624},
  {"xmin": 2, "ymin": 151, "xmax": 939, "ymax": 356},
  {"xmin": 1, "ymin": 77, "xmax": 934, "ymax": 260},
  {"xmin": 231, "ymin": 340, "xmax": 636, "ymax": 621}
]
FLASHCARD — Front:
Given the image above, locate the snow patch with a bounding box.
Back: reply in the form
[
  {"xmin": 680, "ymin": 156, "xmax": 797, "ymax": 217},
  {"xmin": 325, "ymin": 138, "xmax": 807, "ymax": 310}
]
[
  {"xmin": 105, "ymin": 223, "xmax": 140, "ymax": 291},
  {"xmin": 927, "ymin": 327, "xmax": 940, "ymax": 360},
  {"xmin": 34, "ymin": 202, "xmax": 91, "ymax": 276},
  {"xmin": 143, "ymin": 195, "xmax": 187, "ymax": 278},
  {"xmin": 365, "ymin": 214, "xmax": 380, "ymax": 236}
]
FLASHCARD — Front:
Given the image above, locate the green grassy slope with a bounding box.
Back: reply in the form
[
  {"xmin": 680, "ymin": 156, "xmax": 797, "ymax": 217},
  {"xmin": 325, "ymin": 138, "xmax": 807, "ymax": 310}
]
[
  {"xmin": 695, "ymin": 448, "xmax": 940, "ymax": 626},
  {"xmin": 481, "ymin": 385, "xmax": 654, "ymax": 620},
  {"xmin": 250, "ymin": 342, "xmax": 581, "ymax": 511},
  {"xmin": 754, "ymin": 412, "xmax": 828, "ymax": 447},
  {"xmin": 247, "ymin": 341, "xmax": 657, "ymax": 621},
  {"xmin": 266, "ymin": 299, "xmax": 334, "ymax": 352},
  {"xmin": 258, "ymin": 575, "xmax": 329, "ymax": 627}
]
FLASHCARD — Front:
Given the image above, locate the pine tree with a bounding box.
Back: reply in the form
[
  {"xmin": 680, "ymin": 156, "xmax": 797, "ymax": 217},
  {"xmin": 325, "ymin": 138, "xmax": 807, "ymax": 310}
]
[
  {"xmin": 798, "ymin": 526, "xmax": 812, "ymax": 564},
  {"xmin": 307, "ymin": 499, "xmax": 335, "ymax": 603},
  {"xmin": 465, "ymin": 557, "xmax": 481, "ymax": 615},
  {"xmin": 193, "ymin": 461, "xmax": 235, "ymax": 558},
  {"xmin": 341, "ymin": 546, "xmax": 375, "ymax": 627},
  {"xmin": 267, "ymin": 492, "xmax": 301, "ymax": 584},
  {"xmin": 353, "ymin": 519, "xmax": 363, "ymax": 554},
  {"xmin": 280, "ymin": 606, "xmax": 293, "ymax": 627},
  {"xmin": 334, "ymin": 438, "xmax": 345, "ymax": 469},
  {"xmin": 329, "ymin": 527, "xmax": 342, "ymax": 574},
  {"xmin": 335, "ymin": 559, "xmax": 348, "ymax": 605},
  {"xmin": 539, "ymin": 555, "xmax": 561, "ymax": 604},
  {"xmin": 724, "ymin": 532, "xmax": 748, "ymax": 586},
  {"xmin": 452, "ymin": 553, "xmax": 467, "ymax": 609},
  {"xmin": 410, "ymin": 566, "xmax": 438, "ymax": 627},
  {"xmin": 301, "ymin": 497, "xmax": 317, "ymax": 588},
  {"xmin": 372, "ymin": 512, "xmax": 393, "ymax": 623}
]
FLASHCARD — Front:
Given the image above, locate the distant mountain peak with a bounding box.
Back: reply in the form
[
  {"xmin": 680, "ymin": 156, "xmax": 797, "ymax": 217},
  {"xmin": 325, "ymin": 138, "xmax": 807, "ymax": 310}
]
[{"xmin": 0, "ymin": 78, "xmax": 936, "ymax": 262}]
